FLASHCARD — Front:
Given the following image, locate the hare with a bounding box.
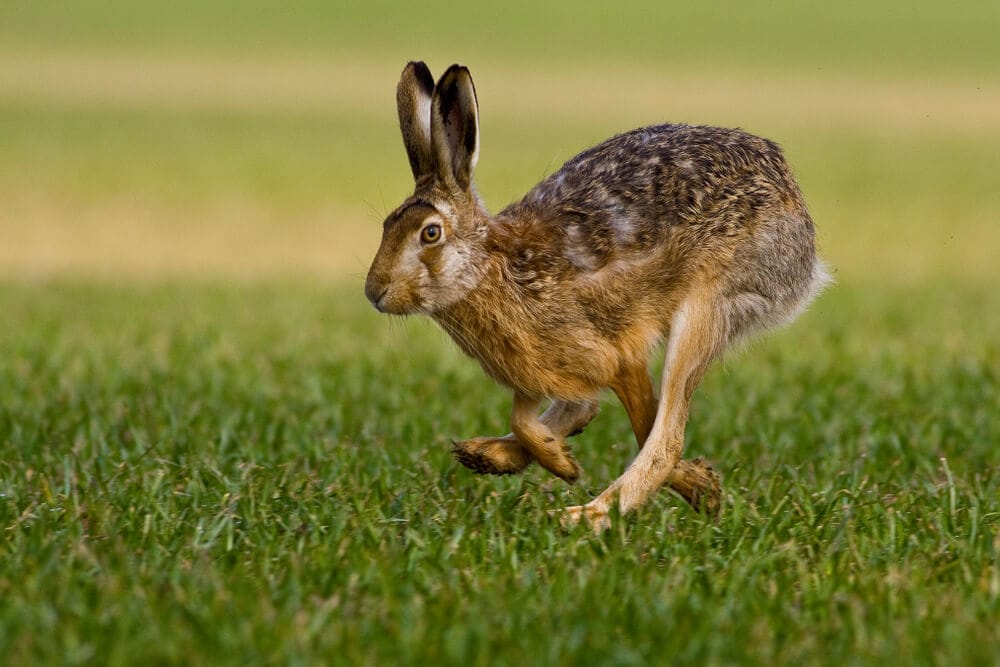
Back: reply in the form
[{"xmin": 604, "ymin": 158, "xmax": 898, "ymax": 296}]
[{"xmin": 365, "ymin": 61, "xmax": 830, "ymax": 532}]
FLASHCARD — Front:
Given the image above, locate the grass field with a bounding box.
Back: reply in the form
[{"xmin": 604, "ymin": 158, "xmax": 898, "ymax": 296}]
[
  {"xmin": 1, "ymin": 2, "xmax": 999, "ymax": 664},
  {"xmin": 1, "ymin": 284, "xmax": 998, "ymax": 664}
]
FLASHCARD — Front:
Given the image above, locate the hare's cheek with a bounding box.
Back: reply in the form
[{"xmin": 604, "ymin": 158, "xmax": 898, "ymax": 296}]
[
  {"xmin": 437, "ymin": 246, "xmax": 481, "ymax": 289},
  {"xmin": 418, "ymin": 246, "xmax": 447, "ymax": 279},
  {"xmin": 388, "ymin": 243, "xmax": 423, "ymax": 280}
]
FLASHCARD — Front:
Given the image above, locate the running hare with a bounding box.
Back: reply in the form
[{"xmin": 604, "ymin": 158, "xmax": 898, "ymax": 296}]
[{"xmin": 365, "ymin": 62, "xmax": 829, "ymax": 531}]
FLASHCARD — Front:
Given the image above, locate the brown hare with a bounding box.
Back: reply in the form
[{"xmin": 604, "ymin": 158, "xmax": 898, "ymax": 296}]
[{"xmin": 365, "ymin": 61, "xmax": 830, "ymax": 532}]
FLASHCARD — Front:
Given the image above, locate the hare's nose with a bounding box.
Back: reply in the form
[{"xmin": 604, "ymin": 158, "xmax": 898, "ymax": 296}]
[
  {"xmin": 364, "ymin": 275, "xmax": 390, "ymax": 311},
  {"xmin": 372, "ymin": 287, "xmax": 389, "ymax": 312}
]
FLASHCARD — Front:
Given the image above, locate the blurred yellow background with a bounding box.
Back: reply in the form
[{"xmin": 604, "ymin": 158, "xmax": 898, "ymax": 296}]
[{"xmin": 1, "ymin": 1, "xmax": 997, "ymax": 284}]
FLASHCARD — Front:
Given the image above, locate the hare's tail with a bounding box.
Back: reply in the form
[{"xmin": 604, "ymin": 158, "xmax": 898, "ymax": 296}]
[
  {"xmin": 785, "ymin": 257, "xmax": 834, "ymax": 325},
  {"xmin": 719, "ymin": 208, "xmax": 832, "ymax": 343}
]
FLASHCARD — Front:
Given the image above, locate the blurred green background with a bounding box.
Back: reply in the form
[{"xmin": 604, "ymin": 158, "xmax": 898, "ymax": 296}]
[{"xmin": 2, "ymin": 0, "xmax": 998, "ymax": 284}]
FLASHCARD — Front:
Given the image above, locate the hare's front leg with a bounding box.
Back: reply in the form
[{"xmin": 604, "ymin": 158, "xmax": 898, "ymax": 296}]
[
  {"xmin": 452, "ymin": 399, "xmax": 598, "ymax": 476},
  {"xmin": 563, "ymin": 291, "xmax": 726, "ymax": 531},
  {"xmin": 508, "ymin": 393, "xmax": 585, "ymax": 482}
]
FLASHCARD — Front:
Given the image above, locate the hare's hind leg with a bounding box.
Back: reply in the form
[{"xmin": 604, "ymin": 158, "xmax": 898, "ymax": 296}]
[
  {"xmin": 452, "ymin": 399, "xmax": 598, "ymax": 476},
  {"xmin": 538, "ymin": 399, "xmax": 601, "ymax": 437},
  {"xmin": 564, "ymin": 291, "xmax": 726, "ymax": 531},
  {"xmin": 611, "ymin": 363, "xmax": 722, "ymax": 516}
]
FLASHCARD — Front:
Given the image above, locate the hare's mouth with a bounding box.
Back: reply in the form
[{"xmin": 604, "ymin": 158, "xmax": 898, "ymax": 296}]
[{"xmin": 371, "ymin": 287, "xmax": 423, "ymax": 316}]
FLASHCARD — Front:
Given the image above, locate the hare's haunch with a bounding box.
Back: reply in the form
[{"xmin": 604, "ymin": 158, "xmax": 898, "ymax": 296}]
[{"xmin": 365, "ymin": 62, "xmax": 830, "ymax": 532}]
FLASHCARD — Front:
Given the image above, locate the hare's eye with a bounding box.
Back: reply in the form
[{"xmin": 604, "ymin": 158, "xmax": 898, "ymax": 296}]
[{"xmin": 420, "ymin": 224, "xmax": 442, "ymax": 244}]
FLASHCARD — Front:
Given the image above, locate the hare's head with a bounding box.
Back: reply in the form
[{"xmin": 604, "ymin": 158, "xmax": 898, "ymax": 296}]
[{"xmin": 365, "ymin": 62, "xmax": 489, "ymax": 315}]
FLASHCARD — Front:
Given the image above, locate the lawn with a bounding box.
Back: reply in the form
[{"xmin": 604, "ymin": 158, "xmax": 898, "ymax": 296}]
[
  {"xmin": 1, "ymin": 1, "xmax": 998, "ymax": 665},
  {"xmin": 1, "ymin": 283, "xmax": 997, "ymax": 664}
]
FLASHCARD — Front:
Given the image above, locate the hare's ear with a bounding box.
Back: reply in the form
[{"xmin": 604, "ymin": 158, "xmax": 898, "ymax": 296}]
[
  {"xmin": 430, "ymin": 65, "xmax": 480, "ymax": 191},
  {"xmin": 397, "ymin": 61, "xmax": 436, "ymax": 181}
]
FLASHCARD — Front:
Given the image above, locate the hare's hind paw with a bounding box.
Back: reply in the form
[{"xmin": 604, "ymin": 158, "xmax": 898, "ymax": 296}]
[
  {"xmin": 668, "ymin": 457, "xmax": 722, "ymax": 517},
  {"xmin": 553, "ymin": 503, "xmax": 611, "ymax": 534},
  {"xmin": 561, "ymin": 401, "xmax": 601, "ymax": 437},
  {"xmin": 451, "ymin": 437, "xmax": 532, "ymax": 475}
]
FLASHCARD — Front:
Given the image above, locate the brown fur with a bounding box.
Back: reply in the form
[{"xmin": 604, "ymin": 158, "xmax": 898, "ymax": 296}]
[{"xmin": 365, "ymin": 62, "xmax": 830, "ymax": 531}]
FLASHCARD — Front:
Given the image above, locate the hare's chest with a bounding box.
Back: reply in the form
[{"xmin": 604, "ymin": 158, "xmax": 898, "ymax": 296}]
[{"xmin": 435, "ymin": 312, "xmax": 620, "ymax": 400}]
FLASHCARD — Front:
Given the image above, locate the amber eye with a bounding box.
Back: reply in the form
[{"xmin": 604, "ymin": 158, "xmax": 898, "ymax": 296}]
[{"xmin": 420, "ymin": 224, "xmax": 442, "ymax": 244}]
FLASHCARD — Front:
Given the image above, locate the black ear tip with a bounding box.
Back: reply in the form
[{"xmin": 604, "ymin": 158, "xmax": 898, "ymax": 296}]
[
  {"xmin": 407, "ymin": 60, "xmax": 429, "ymax": 75},
  {"xmin": 404, "ymin": 61, "xmax": 435, "ymax": 93},
  {"xmin": 437, "ymin": 64, "xmax": 473, "ymax": 89}
]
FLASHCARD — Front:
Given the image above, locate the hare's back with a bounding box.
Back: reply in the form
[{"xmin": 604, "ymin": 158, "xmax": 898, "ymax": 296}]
[
  {"xmin": 524, "ymin": 123, "xmax": 801, "ymax": 222},
  {"xmin": 499, "ymin": 124, "xmax": 809, "ymax": 270}
]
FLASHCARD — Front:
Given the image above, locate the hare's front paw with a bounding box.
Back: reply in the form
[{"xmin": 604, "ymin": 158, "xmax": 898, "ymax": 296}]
[
  {"xmin": 451, "ymin": 437, "xmax": 532, "ymax": 475},
  {"xmin": 533, "ymin": 441, "xmax": 582, "ymax": 484},
  {"xmin": 554, "ymin": 502, "xmax": 611, "ymax": 534}
]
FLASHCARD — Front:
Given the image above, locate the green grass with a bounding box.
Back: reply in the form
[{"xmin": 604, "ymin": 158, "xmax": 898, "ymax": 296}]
[{"xmin": 1, "ymin": 282, "xmax": 997, "ymax": 664}]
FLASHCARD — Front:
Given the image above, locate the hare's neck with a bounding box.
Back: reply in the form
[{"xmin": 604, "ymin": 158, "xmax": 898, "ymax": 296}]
[{"xmin": 430, "ymin": 257, "xmax": 529, "ymax": 373}]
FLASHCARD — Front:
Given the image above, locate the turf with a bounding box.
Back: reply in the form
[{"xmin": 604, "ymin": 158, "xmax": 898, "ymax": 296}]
[{"xmin": 1, "ymin": 282, "xmax": 997, "ymax": 665}]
